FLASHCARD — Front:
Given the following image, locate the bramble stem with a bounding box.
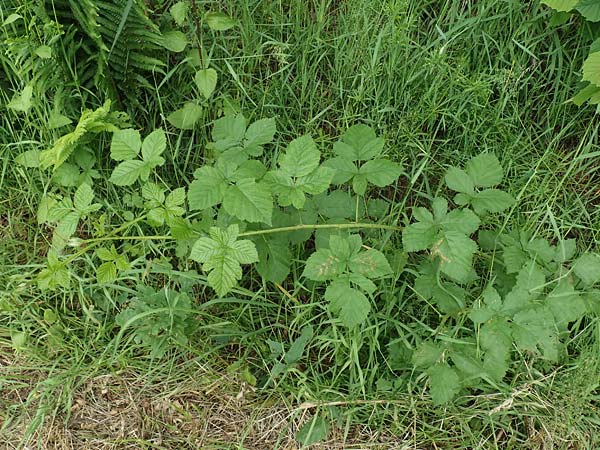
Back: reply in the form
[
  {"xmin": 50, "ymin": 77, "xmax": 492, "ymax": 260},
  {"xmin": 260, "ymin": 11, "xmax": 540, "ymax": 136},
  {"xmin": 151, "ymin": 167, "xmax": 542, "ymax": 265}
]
[
  {"xmin": 238, "ymin": 222, "xmax": 402, "ymax": 237},
  {"xmin": 76, "ymin": 222, "xmax": 401, "ymax": 247}
]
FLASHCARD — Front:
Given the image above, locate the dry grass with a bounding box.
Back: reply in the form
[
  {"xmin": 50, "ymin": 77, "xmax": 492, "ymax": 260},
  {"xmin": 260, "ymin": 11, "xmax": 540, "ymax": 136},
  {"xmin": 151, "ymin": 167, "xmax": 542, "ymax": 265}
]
[{"xmin": 0, "ymin": 354, "xmax": 408, "ymax": 450}]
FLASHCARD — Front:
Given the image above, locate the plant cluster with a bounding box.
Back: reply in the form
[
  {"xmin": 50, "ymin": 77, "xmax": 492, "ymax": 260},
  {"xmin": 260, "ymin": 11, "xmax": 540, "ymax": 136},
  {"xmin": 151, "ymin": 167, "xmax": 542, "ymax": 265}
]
[{"xmin": 18, "ymin": 101, "xmax": 600, "ymax": 405}]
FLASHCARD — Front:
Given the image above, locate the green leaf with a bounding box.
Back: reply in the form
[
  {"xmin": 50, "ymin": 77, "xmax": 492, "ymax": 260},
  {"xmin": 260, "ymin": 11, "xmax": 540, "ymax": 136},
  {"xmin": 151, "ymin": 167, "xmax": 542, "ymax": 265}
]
[
  {"xmin": 223, "ymin": 179, "xmax": 273, "ymax": 224},
  {"xmin": 255, "ymin": 236, "xmax": 292, "ymax": 283},
  {"xmin": 470, "ymin": 189, "xmax": 515, "ymax": 214},
  {"xmin": 583, "ymin": 52, "xmax": 600, "ymax": 87},
  {"xmin": 512, "ymin": 308, "xmax": 559, "ymax": 361},
  {"xmin": 73, "ymin": 183, "xmax": 95, "ymax": 213},
  {"xmin": 325, "ymin": 281, "xmax": 371, "ymax": 327},
  {"xmin": 212, "ymin": 114, "xmax": 246, "ymax": 144},
  {"xmin": 515, "ymin": 260, "xmax": 545, "ymax": 295},
  {"xmin": 433, "ymin": 231, "xmax": 478, "ymax": 282},
  {"xmin": 188, "ymin": 166, "xmax": 227, "ymax": 210},
  {"xmin": 480, "ymin": 318, "xmax": 512, "ymax": 381},
  {"xmin": 577, "ymin": 0, "xmax": 600, "ymax": 21},
  {"xmin": 35, "ymin": 45, "xmax": 52, "ymax": 59},
  {"xmin": 445, "ymin": 167, "xmax": 474, "ymax": 194},
  {"xmin": 142, "ymin": 129, "xmax": 167, "ymax": 162},
  {"xmin": 440, "ymin": 209, "xmax": 481, "ymax": 235},
  {"xmin": 166, "ymin": 188, "xmax": 186, "ymax": 208},
  {"xmin": 427, "ymin": 363, "xmax": 460, "ymax": 405},
  {"xmin": 285, "ymin": 325, "xmax": 313, "ymax": 364},
  {"xmin": 48, "ymin": 109, "xmax": 72, "ymax": 129},
  {"xmin": 303, "ymin": 248, "xmax": 344, "ymax": 281},
  {"xmin": 359, "ymin": 159, "xmax": 402, "ymax": 187},
  {"xmin": 109, "ymin": 160, "xmax": 145, "ymax": 186},
  {"xmin": 279, "ymin": 135, "xmax": 320, "ymax": 178},
  {"xmin": 38, "ymin": 250, "xmax": 70, "ymax": 290},
  {"xmin": 352, "ymin": 174, "xmax": 368, "ymax": 195},
  {"xmin": 7, "ymin": 85, "xmax": 33, "ymax": 113},
  {"xmin": 170, "ymin": 1, "xmax": 189, "ymax": 26},
  {"xmin": 205, "ymin": 12, "xmax": 237, "ymax": 31},
  {"xmin": 403, "ymin": 216, "xmax": 438, "ymax": 252},
  {"xmin": 573, "ymin": 253, "xmax": 600, "ymax": 285},
  {"xmin": 299, "ymin": 166, "xmax": 335, "ymax": 194},
  {"xmin": 324, "ymin": 156, "xmax": 358, "ymax": 184},
  {"xmin": 244, "ymin": 118, "xmax": 276, "ymax": 147},
  {"xmin": 547, "ymin": 282, "xmax": 587, "ymax": 326},
  {"xmin": 111, "ymin": 129, "xmax": 141, "ymax": 161},
  {"xmin": 465, "ymin": 153, "xmax": 503, "ymax": 188},
  {"xmin": 160, "ymin": 30, "xmax": 188, "ymax": 52},
  {"xmin": 167, "ymin": 103, "xmax": 203, "ymax": 129},
  {"xmin": 349, "ymin": 249, "xmax": 392, "ymax": 278},
  {"xmin": 52, "ymin": 163, "xmax": 80, "ymax": 187},
  {"xmin": 296, "ymin": 416, "xmax": 329, "ymax": 446},
  {"xmin": 189, "ymin": 225, "xmax": 258, "ymax": 296},
  {"xmin": 15, "ymin": 150, "xmax": 41, "ymax": 168},
  {"xmin": 412, "ymin": 342, "xmax": 444, "ymax": 368},
  {"xmin": 336, "ymin": 124, "xmax": 384, "ymax": 160},
  {"xmin": 3, "ymin": 13, "xmax": 22, "ymax": 26},
  {"xmin": 540, "ymin": 0, "xmax": 579, "ymax": 11},
  {"xmin": 195, "ymin": 68, "xmax": 218, "ymax": 99},
  {"xmin": 53, "ymin": 211, "xmax": 80, "ymax": 249},
  {"xmin": 97, "ymin": 261, "xmax": 117, "ymax": 284}
]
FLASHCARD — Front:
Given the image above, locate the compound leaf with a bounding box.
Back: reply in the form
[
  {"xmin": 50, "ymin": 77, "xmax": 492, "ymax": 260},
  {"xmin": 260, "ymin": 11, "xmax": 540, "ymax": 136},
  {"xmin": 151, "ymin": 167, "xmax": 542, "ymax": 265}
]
[
  {"xmin": 223, "ymin": 179, "xmax": 273, "ymax": 224},
  {"xmin": 111, "ymin": 129, "xmax": 141, "ymax": 161},
  {"xmin": 325, "ymin": 280, "xmax": 371, "ymax": 327},
  {"xmin": 465, "ymin": 153, "xmax": 503, "ymax": 188},
  {"xmin": 427, "ymin": 363, "xmax": 460, "ymax": 405}
]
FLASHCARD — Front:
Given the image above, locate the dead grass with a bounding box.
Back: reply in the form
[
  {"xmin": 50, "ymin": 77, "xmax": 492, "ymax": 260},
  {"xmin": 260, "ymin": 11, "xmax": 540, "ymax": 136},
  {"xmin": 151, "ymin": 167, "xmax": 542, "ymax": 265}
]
[{"xmin": 0, "ymin": 355, "xmax": 408, "ymax": 450}]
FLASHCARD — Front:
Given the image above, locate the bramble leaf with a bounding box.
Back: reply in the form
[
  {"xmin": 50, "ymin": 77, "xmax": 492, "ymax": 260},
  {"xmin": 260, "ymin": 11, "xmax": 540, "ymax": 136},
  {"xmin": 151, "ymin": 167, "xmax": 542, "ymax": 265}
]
[
  {"xmin": 349, "ymin": 249, "xmax": 392, "ymax": 278},
  {"xmin": 359, "ymin": 159, "xmax": 402, "ymax": 187},
  {"xmin": 111, "ymin": 129, "xmax": 141, "ymax": 161},
  {"xmin": 465, "ymin": 153, "xmax": 503, "ymax": 188},
  {"xmin": 445, "ymin": 167, "xmax": 474, "ymax": 194},
  {"xmin": 433, "ymin": 231, "xmax": 478, "ymax": 282},
  {"xmin": 325, "ymin": 280, "xmax": 371, "ymax": 327},
  {"xmin": 109, "ymin": 160, "xmax": 145, "ymax": 186},
  {"xmin": 470, "ymin": 189, "xmax": 515, "ymax": 214},
  {"xmin": 244, "ymin": 118, "xmax": 276, "ymax": 148},
  {"xmin": 577, "ymin": 0, "xmax": 600, "ymax": 22},
  {"xmin": 303, "ymin": 248, "xmax": 344, "ymax": 281},
  {"xmin": 205, "ymin": 12, "xmax": 237, "ymax": 31},
  {"xmin": 188, "ymin": 166, "xmax": 227, "ymax": 210},
  {"xmin": 573, "ymin": 253, "xmax": 600, "ymax": 285},
  {"xmin": 279, "ymin": 135, "xmax": 320, "ymax": 178},
  {"xmin": 427, "ymin": 363, "xmax": 460, "ymax": 405},
  {"xmin": 540, "ymin": 0, "xmax": 579, "ymax": 11},
  {"xmin": 223, "ymin": 179, "xmax": 273, "ymax": 224},
  {"xmin": 412, "ymin": 342, "xmax": 444, "ymax": 368},
  {"xmin": 189, "ymin": 225, "xmax": 258, "ymax": 296},
  {"xmin": 335, "ymin": 124, "xmax": 384, "ymax": 161}
]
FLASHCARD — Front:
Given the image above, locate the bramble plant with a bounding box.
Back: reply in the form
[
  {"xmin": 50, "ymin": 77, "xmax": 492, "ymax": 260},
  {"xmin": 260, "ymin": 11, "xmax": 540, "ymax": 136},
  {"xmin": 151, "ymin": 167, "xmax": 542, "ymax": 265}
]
[
  {"xmin": 21, "ymin": 100, "xmax": 600, "ymax": 405},
  {"xmin": 541, "ymin": 1, "xmax": 600, "ymax": 108}
]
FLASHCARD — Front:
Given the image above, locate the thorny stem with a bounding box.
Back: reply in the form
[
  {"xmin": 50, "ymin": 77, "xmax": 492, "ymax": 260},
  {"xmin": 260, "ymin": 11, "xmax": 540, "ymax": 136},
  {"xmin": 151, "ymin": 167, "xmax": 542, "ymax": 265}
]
[
  {"xmin": 76, "ymin": 222, "xmax": 401, "ymax": 246},
  {"xmin": 238, "ymin": 222, "xmax": 402, "ymax": 237}
]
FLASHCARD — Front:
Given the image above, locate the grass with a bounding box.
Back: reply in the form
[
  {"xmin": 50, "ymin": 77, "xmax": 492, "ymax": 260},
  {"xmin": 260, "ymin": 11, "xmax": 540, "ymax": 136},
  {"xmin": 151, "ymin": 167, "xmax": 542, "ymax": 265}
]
[{"xmin": 2, "ymin": 0, "xmax": 600, "ymax": 448}]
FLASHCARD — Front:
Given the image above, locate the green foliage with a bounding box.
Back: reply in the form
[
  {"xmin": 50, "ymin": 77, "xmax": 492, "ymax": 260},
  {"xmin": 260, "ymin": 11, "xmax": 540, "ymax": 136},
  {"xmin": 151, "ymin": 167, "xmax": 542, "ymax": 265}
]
[
  {"xmin": 324, "ymin": 125, "xmax": 402, "ymax": 195},
  {"xmin": 21, "ymin": 107, "xmax": 600, "ymax": 406},
  {"xmin": 109, "ymin": 128, "xmax": 167, "ymax": 186},
  {"xmin": 115, "ymin": 285, "xmax": 196, "ymax": 358},
  {"xmin": 542, "ymin": 1, "xmax": 600, "ymax": 108},
  {"xmin": 189, "ymin": 225, "xmax": 259, "ymax": 296}
]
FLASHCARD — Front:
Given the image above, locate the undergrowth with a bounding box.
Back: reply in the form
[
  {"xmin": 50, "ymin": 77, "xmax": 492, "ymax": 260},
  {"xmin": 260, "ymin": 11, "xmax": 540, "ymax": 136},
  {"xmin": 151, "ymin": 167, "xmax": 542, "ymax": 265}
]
[{"xmin": 2, "ymin": 0, "xmax": 600, "ymax": 448}]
